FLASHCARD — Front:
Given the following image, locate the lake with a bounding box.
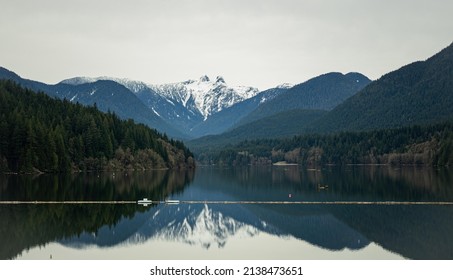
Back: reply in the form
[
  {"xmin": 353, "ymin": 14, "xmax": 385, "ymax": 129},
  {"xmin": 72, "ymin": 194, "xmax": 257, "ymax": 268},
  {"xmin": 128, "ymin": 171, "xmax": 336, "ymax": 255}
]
[{"xmin": 1, "ymin": 165, "xmax": 453, "ymax": 260}]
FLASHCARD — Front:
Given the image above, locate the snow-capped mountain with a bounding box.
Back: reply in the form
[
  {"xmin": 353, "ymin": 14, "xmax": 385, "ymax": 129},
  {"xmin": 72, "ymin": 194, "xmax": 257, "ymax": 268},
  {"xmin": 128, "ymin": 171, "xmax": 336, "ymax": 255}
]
[
  {"xmin": 60, "ymin": 203, "xmax": 270, "ymax": 250},
  {"xmin": 149, "ymin": 204, "xmax": 260, "ymax": 249},
  {"xmin": 60, "ymin": 201, "xmax": 369, "ymax": 253},
  {"xmin": 149, "ymin": 75, "xmax": 259, "ymax": 120},
  {"xmin": 188, "ymin": 86, "xmax": 290, "ymax": 137},
  {"xmin": 61, "ymin": 75, "xmax": 260, "ymax": 138},
  {"xmin": 62, "ymin": 75, "xmax": 260, "ymax": 121},
  {"xmin": 4, "ymin": 66, "xmax": 371, "ymax": 140}
]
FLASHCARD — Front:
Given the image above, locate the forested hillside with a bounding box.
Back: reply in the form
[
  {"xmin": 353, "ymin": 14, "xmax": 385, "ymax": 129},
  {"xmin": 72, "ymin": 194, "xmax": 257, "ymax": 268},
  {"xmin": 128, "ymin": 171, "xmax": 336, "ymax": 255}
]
[
  {"xmin": 189, "ymin": 109, "xmax": 327, "ymax": 151},
  {"xmin": 0, "ymin": 67, "xmax": 185, "ymax": 139},
  {"xmin": 313, "ymin": 43, "xmax": 453, "ymax": 132},
  {"xmin": 0, "ymin": 80, "xmax": 194, "ymax": 173},
  {"xmin": 197, "ymin": 122, "xmax": 453, "ymax": 167},
  {"xmin": 236, "ymin": 72, "xmax": 370, "ymax": 127}
]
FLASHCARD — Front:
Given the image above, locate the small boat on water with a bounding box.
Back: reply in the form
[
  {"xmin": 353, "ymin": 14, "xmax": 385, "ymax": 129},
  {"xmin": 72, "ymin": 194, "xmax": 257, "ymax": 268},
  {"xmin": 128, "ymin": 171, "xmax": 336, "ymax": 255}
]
[
  {"xmin": 138, "ymin": 198, "xmax": 180, "ymax": 205},
  {"xmin": 165, "ymin": 199, "xmax": 180, "ymax": 204},
  {"xmin": 137, "ymin": 198, "xmax": 153, "ymax": 205}
]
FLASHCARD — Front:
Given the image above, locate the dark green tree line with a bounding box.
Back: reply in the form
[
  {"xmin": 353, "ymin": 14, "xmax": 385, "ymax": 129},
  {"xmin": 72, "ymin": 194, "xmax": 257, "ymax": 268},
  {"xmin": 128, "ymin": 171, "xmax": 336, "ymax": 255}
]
[
  {"xmin": 0, "ymin": 80, "xmax": 194, "ymax": 173},
  {"xmin": 197, "ymin": 122, "xmax": 453, "ymax": 167}
]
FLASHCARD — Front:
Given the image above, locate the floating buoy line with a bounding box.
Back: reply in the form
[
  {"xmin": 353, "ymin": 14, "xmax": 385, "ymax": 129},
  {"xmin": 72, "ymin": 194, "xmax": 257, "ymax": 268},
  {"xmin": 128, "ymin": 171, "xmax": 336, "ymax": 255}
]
[{"xmin": 1, "ymin": 199, "xmax": 453, "ymax": 206}]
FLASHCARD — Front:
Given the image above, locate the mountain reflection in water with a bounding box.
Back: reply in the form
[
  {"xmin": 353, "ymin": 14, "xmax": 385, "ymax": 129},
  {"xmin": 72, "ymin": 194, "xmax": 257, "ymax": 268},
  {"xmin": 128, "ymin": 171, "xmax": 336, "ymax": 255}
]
[{"xmin": 1, "ymin": 166, "xmax": 453, "ymax": 259}]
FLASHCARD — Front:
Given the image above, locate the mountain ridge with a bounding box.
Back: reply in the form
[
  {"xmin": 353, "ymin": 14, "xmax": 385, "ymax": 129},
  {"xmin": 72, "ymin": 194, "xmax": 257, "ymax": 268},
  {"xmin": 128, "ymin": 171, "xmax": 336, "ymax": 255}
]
[
  {"xmin": 4, "ymin": 65, "xmax": 410, "ymax": 143},
  {"xmin": 235, "ymin": 72, "xmax": 371, "ymax": 128},
  {"xmin": 0, "ymin": 67, "xmax": 186, "ymax": 138},
  {"xmin": 188, "ymin": 86, "xmax": 289, "ymax": 137},
  {"xmin": 312, "ymin": 42, "xmax": 453, "ymax": 132},
  {"xmin": 188, "ymin": 72, "xmax": 371, "ymax": 149},
  {"xmin": 61, "ymin": 73, "xmax": 262, "ymax": 137},
  {"xmin": 189, "ymin": 41, "xmax": 453, "ymax": 152},
  {"xmin": 62, "ymin": 74, "xmax": 260, "ymax": 120}
]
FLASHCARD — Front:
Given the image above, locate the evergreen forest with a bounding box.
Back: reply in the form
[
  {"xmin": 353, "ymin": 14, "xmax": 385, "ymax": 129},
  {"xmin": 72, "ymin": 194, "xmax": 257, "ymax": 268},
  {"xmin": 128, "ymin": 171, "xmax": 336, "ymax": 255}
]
[
  {"xmin": 196, "ymin": 122, "xmax": 453, "ymax": 167},
  {"xmin": 0, "ymin": 80, "xmax": 194, "ymax": 173}
]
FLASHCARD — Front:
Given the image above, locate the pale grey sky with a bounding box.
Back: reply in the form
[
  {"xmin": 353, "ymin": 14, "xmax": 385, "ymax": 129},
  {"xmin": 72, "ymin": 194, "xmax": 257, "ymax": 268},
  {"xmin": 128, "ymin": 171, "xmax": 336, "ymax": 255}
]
[{"xmin": 1, "ymin": 0, "xmax": 452, "ymax": 90}]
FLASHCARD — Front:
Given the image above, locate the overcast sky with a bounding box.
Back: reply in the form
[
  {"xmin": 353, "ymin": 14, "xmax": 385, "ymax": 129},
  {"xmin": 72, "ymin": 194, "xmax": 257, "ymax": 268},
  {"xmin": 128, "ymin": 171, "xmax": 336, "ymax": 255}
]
[{"xmin": 1, "ymin": 0, "xmax": 452, "ymax": 90}]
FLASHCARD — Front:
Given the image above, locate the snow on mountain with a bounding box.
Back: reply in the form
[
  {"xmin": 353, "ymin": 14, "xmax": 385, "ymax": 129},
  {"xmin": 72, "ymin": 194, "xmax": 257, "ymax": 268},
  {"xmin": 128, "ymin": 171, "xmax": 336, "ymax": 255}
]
[
  {"xmin": 62, "ymin": 75, "xmax": 260, "ymax": 121},
  {"xmin": 150, "ymin": 75, "xmax": 260, "ymax": 120},
  {"xmin": 132, "ymin": 204, "xmax": 260, "ymax": 249},
  {"xmin": 60, "ymin": 74, "xmax": 262, "ymax": 138},
  {"xmin": 276, "ymin": 83, "xmax": 294, "ymax": 89},
  {"xmin": 109, "ymin": 78, "xmax": 149, "ymax": 94},
  {"xmin": 61, "ymin": 76, "xmax": 149, "ymax": 93},
  {"xmin": 60, "ymin": 76, "xmax": 99, "ymax": 85}
]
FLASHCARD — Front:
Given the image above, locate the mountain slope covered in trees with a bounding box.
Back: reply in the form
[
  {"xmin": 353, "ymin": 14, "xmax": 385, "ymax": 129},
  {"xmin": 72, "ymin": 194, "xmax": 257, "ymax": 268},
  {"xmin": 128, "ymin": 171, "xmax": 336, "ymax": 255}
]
[
  {"xmin": 188, "ymin": 72, "xmax": 370, "ymax": 149},
  {"xmin": 190, "ymin": 42, "xmax": 453, "ymax": 155},
  {"xmin": 0, "ymin": 80, "xmax": 194, "ymax": 173},
  {"xmin": 0, "ymin": 67, "xmax": 184, "ymax": 138},
  {"xmin": 235, "ymin": 72, "xmax": 370, "ymax": 127},
  {"xmin": 189, "ymin": 109, "xmax": 327, "ymax": 152},
  {"xmin": 313, "ymin": 43, "xmax": 453, "ymax": 132}
]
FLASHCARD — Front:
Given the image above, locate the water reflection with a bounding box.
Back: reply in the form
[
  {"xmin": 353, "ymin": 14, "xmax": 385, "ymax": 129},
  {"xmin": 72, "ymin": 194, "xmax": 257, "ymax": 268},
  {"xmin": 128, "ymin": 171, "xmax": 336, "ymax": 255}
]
[
  {"xmin": 1, "ymin": 166, "xmax": 453, "ymax": 260},
  {"xmin": 200, "ymin": 166, "xmax": 453, "ymax": 202},
  {"xmin": 0, "ymin": 170, "xmax": 194, "ymax": 202},
  {"xmin": 0, "ymin": 170, "xmax": 194, "ymax": 259}
]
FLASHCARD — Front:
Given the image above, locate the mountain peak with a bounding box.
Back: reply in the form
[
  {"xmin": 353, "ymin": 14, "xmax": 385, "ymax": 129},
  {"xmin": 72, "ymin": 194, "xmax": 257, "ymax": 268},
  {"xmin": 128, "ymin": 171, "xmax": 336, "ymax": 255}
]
[
  {"xmin": 199, "ymin": 75, "xmax": 210, "ymax": 82},
  {"xmin": 313, "ymin": 42, "xmax": 453, "ymax": 133},
  {"xmin": 215, "ymin": 76, "xmax": 225, "ymax": 84},
  {"xmin": 150, "ymin": 75, "xmax": 259, "ymax": 120}
]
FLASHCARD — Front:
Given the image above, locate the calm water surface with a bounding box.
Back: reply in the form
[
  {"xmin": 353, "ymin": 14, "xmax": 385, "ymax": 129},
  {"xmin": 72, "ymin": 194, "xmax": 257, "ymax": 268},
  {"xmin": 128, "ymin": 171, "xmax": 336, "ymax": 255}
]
[{"xmin": 1, "ymin": 166, "xmax": 453, "ymax": 260}]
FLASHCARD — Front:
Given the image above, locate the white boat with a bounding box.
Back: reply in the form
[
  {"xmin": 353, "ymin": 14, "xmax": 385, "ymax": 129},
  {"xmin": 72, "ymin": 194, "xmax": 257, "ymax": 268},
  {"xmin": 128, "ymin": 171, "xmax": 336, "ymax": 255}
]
[
  {"xmin": 137, "ymin": 198, "xmax": 153, "ymax": 205},
  {"xmin": 165, "ymin": 199, "xmax": 180, "ymax": 204}
]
